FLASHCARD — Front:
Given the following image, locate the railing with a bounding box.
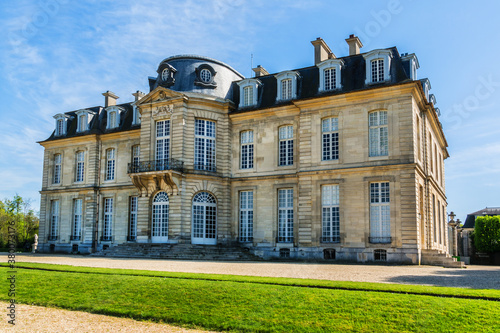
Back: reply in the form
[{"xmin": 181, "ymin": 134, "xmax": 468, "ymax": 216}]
[
  {"xmin": 321, "ymin": 236, "xmax": 340, "ymax": 243},
  {"xmin": 369, "ymin": 237, "xmax": 392, "ymax": 244},
  {"xmin": 128, "ymin": 158, "xmax": 184, "ymax": 174},
  {"xmin": 276, "ymin": 236, "xmax": 294, "ymax": 243}
]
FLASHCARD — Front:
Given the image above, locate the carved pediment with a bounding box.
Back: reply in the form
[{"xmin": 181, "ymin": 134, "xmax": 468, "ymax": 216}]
[
  {"xmin": 152, "ymin": 105, "xmax": 174, "ymax": 118},
  {"xmin": 136, "ymin": 87, "xmax": 186, "ymax": 106}
]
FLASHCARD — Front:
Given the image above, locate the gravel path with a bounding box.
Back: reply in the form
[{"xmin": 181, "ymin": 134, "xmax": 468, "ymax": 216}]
[{"xmin": 4, "ymin": 254, "xmax": 499, "ymax": 332}]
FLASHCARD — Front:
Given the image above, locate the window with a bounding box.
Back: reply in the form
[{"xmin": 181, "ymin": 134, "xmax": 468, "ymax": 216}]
[
  {"xmin": 374, "ymin": 249, "xmax": 387, "ymax": 261},
  {"xmin": 131, "ymin": 145, "xmax": 140, "ymax": 172},
  {"xmin": 106, "ymin": 148, "xmax": 115, "ymax": 181},
  {"xmin": 53, "ymin": 114, "xmax": 68, "ymax": 136},
  {"xmin": 317, "ymin": 59, "xmax": 344, "ymax": 92},
  {"xmin": 416, "ymin": 116, "xmax": 422, "ymax": 161},
  {"xmin": 401, "ymin": 53, "xmax": 419, "ymax": 80},
  {"xmin": 56, "ymin": 119, "xmax": 65, "ymax": 136},
  {"xmin": 72, "ymin": 199, "xmax": 82, "ymax": 240},
  {"xmin": 132, "ymin": 106, "xmax": 141, "ymax": 125},
  {"xmin": 278, "ymin": 189, "xmax": 293, "ymax": 243},
  {"xmin": 129, "ymin": 196, "xmax": 138, "ymax": 241},
  {"xmin": 49, "ymin": 200, "xmax": 59, "ymax": 240},
  {"xmin": 200, "ymin": 69, "xmax": 211, "ymax": 83},
  {"xmin": 192, "ymin": 192, "xmax": 217, "ymax": 244},
  {"xmin": 275, "ymin": 71, "xmax": 299, "ymax": 102},
  {"xmin": 371, "ymin": 59, "xmax": 384, "ymax": 83},
  {"xmin": 108, "ymin": 111, "xmax": 116, "ymax": 129},
  {"xmin": 240, "ymin": 130, "xmax": 254, "ymax": 169},
  {"xmin": 239, "ymin": 191, "xmax": 253, "ymax": 242},
  {"xmin": 156, "ymin": 120, "xmax": 170, "ymax": 170},
  {"xmin": 53, "ymin": 154, "xmax": 62, "ymax": 184},
  {"xmin": 194, "ymin": 119, "xmax": 216, "ymax": 171},
  {"xmin": 369, "ymin": 111, "xmax": 388, "ymax": 157},
  {"xmin": 78, "ymin": 114, "xmax": 86, "ymax": 132},
  {"xmin": 322, "ymin": 118, "xmax": 339, "ymax": 161},
  {"xmin": 103, "ymin": 198, "xmax": 113, "ymax": 241},
  {"xmin": 152, "ymin": 192, "xmax": 169, "ymax": 243},
  {"xmin": 279, "ymin": 125, "xmax": 294, "ymax": 166},
  {"xmin": 363, "ymin": 49, "xmax": 392, "ymax": 84},
  {"xmin": 322, "ymin": 185, "xmax": 340, "ymax": 243},
  {"xmin": 370, "ymin": 182, "xmax": 391, "ymax": 243},
  {"xmin": 237, "ymin": 79, "xmax": 261, "ymax": 108},
  {"xmin": 75, "ymin": 151, "xmax": 85, "ymax": 182},
  {"xmin": 433, "ymin": 194, "xmax": 437, "ymax": 243},
  {"xmin": 106, "ymin": 107, "xmax": 123, "ymax": 129}
]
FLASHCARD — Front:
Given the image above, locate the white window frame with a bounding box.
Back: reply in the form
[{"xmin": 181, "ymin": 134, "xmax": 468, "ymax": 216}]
[
  {"xmin": 50, "ymin": 200, "xmax": 59, "ymax": 240},
  {"xmin": 152, "ymin": 192, "xmax": 169, "ymax": 243},
  {"xmin": 103, "ymin": 198, "xmax": 113, "ymax": 241},
  {"xmin": 75, "ymin": 151, "xmax": 85, "ymax": 182},
  {"xmin": 194, "ymin": 119, "xmax": 216, "ymax": 171},
  {"xmin": 106, "ymin": 106, "xmax": 123, "ymax": 129},
  {"xmin": 279, "ymin": 125, "xmax": 294, "ymax": 166},
  {"xmin": 75, "ymin": 109, "xmax": 93, "ymax": 133},
  {"xmin": 129, "ymin": 196, "xmax": 138, "ymax": 241},
  {"xmin": 240, "ymin": 130, "xmax": 254, "ymax": 169},
  {"xmin": 401, "ymin": 53, "xmax": 419, "ymax": 80},
  {"xmin": 369, "ymin": 182, "xmax": 391, "ymax": 243},
  {"xmin": 237, "ymin": 79, "xmax": 261, "ymax": 108},
  {"xmin": 72, "ymin": 199, "xmax": 82, "ymax": 240},
  {"xmin": 53, "ymin": 113, "xmax": 69, "ymax": 136},
  {"xmin": 322, "ymin": 117, "xmax": 339, "ymax": 161},
  {"xmin": 132, "ymin": 105, "xmax": 141, "ymax": 125},
  {"xmin": 105, "ymin": 148, "xmax": 116, "ymax": 181},
  {"xmin": 239, "ymin": 190, "xmax": 254, "ymax": 242},
  {"xmin": 317, "ymin": 59, "xmax": 344, "ymax": 92},
  {"xmin": 131, "ymin": 145, "xmax": 140, "ymax": 172},
  {"xmin": 156, "ymin": 120, "xmax": 170, "ymax": 170},
  {"xmin": 369, "ymin": 111, "xmax": 388, "ymax": 157},
  {"xmin": 363, "ymin": 49, "xmax": 392, "ymax": 85},
  {"xmin": 278, "ymin": 188, "xmax": 294, "ymax": 243},
  {"xmin": 53, "ymin": 154, "xmax": 62, "ymax": 184},
  {"xmin": 275, "ymin": 71, "xmax": 299, "ymax": 102},
  {"xmin": 192, "ymin": 192, "xmax": 217, "ymax": 245},
  {"xmin": 322, "ymin": 185, "xmax": 340, "ymax": 243}
]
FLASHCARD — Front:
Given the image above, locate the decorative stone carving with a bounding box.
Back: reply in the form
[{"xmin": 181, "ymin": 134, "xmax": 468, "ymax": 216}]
[{"xmin": 153, "ymin": 105, "xmax": 174, "ymax": 118}]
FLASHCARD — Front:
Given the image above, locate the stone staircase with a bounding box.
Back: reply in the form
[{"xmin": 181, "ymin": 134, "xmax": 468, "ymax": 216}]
[
  {"xmin": 421, "ymin": 249, "xmax": 465, "ymax": 268},
  {"xmin": 91, "ymin": 243, "xmax": 262, "ymax": 261}
]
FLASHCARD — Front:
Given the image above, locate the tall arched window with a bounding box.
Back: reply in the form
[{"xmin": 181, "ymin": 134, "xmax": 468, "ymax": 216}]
[
  {"xmin": 152, "ymin": 192, "xmax": 169, "ymax": 243},
  {"xmin": 192, "ymin": 192, "xmax": 217, "ymax": 245}
]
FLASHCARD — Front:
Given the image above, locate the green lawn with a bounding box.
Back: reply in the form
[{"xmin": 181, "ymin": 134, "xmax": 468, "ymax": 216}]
[{"xmin": 3, "ymin": 263, "xmax": 499, "ymax": 332}]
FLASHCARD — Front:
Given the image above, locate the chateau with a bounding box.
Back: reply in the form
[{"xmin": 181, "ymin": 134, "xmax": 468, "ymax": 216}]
[{"xmin": 38, "ymin": 35, "xmax": 451, "ymax": 264}]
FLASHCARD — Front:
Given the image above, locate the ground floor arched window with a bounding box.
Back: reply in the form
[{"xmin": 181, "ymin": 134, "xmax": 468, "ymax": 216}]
[
  {"xmin": 192, "ymin": 192, "xmax": 217, "ymax": 245},
  {"xmin": 152, "ymin": 192, "xmax": 169, "ymax": 243}
]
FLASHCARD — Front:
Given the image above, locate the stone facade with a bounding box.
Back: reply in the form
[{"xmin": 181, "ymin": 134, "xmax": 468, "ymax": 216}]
[{"xmin": 38, "ymin": 36, "xmax": 449, "ymax": 263}]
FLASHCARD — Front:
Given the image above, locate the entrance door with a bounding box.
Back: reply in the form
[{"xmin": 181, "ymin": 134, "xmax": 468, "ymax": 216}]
[
  {"xmin": 192, "ymin": 192, "xmax": 217, "ymax": 245},
  {"xmin": 152, "ymin": 192, "xmax": 169, "ymax": 243}
]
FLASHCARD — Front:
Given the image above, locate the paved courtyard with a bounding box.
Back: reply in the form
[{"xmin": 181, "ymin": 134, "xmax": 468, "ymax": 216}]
[{"xmin": 15, "ymin": 253, "xmax": 500, "ymax": 290}]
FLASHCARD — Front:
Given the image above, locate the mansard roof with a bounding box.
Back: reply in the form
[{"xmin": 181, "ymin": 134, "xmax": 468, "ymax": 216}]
[{"xmin": 463, "ymin": 207, "xmax": 500, "ymax": 228}]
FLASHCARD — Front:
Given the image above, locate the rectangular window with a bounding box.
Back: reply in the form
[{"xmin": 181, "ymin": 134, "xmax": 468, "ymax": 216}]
[
  {"xmin": 194, "ymin": 119, "xmax": 216, "ymax": 171},
  {"xmin": 77, "ymin": 114, "xmax": 86, "ymax": 132},
  {"xmin": 369, "ymin": 111, "xmax": 388, "ymax": 157},
  {"xmin": 433, "ymin": 194, "xmax": 437, "ymax": 243},
  {"xmin": 281, "ymin": 78, "xmax": 292, "ymax": 100},
  {"xmin": 240, "ymin": 130, "xmax": 254, "ymax": 169},
  {"xmin": 239, "ymin": 191, "xmax": 254, "ymax": 242},
  {"xmin": 371, "ymin": 59, "xmax": 384, "ymax": 82},
  {"xmin": 56, "ymin": 119, "xmax": 64, "ymax": 136},
  {"xmin": 278, "ymin": 189, "xmax": 293, "ymax": 243},
  {"xmin": 322, "ymin": 185, "xmax": 340, "ymax": 243},
  {"xmin": 322, "ymin": 117, "xmax": 339, "ymax": 161},
  {"xmin": 324, "ymin": 68, "xmax": 336, "ymax": 91},
  {"xmin": 50, "ymin": 200, "xmax": 59, "ymax": 240},
  {"xmin": 417, "ymin": 116, "xmax": 422, "ymax": 161},
  {"xmin": 53, "ymin": 154, "xmax": 62, "ymax": 184},
  {"xmin": 369, "ymin": 182, "xmax": 391, "ymax": 243},
  {"xmin": 156, "ymin": 120, "xmax": 170, "ymax": 170},
  {"xmin": 108, "ymin": 111, "xmax": 117, "ymax": 129},
  {"xmin": 129, "ymin": 196, "xmax": 138, "ymax": 241},
  {"xmin": 279, "ymin": 125, "xmax": 294, "ymax": 166},
  {"xmin": 75, "ymin": 151, "xmax": 85, "ymax": 182},
  {"xmin": 243, "ymin": 86, "xmax": 253, "ymax": 107},
  {"xmin": 106, "ymin": 149, "xmax": 115, "ymax": 181},
  {"xmin": 131, "ymin": 145, "xmax": 140, "ymax": 172},
  {"xmin": 103, "ymin": 198, "xmax": 113, "ymax": 241},
  {"xmin": 72, "ymin": 199, "xmax": 82, "ymax": 240}
]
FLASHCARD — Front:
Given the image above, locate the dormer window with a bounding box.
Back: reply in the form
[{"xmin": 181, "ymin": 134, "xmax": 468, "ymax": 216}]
[
  {"xmin": 317, "ymin": 59, "xmax": 344, "ymax": 92},
  {"xmin": 158, "ymin": 63, "xmax": 177, "ymax": 88},
  {"xmin": 420, "ymin": 78, "xmax": 431, "ymax": 101},
  {"xmin": 237, "ymin": 78, "xmax": 262, "ymax": 108},
  {"xmin": 401, "ymin": 53, "xmax": 419, "ymax": 80},
  {"xmin": 53, "ymin": 113, "xmax": 69, "ymax": 136},
  {"xmin": 132, "ymin": 105, "xmax": 141, "ymax": 125},
  {"xmin": 363, "ymin": 49, "xmax": 393, "ymax": 85},
  {"xmin": 275, "ymin": 71, "xmax": 300, "ymax": 102},
  {"xmin": 106, "ymin": 106, "xmax": 123, "ymax": 129},
  {"xmin": 75, "ymin": 109, "xmax": 94, "ymax": 133},
  {"xmin": 194, "ymin": 64, "xmax": 217, "ymax": 88}
]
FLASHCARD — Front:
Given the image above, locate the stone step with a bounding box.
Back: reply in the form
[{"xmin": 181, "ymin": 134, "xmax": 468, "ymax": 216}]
[{"xmin": 421, "ymin": 250, "xmax": 466, "ymax": 268}]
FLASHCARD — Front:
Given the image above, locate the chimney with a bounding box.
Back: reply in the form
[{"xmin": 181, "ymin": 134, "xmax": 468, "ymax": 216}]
[
  {"xmin": 252, "ymin": 65, "xmax": 269, "ymax": 77},
  {"xmin": 311, "ymin": 37, "xmax": 335, "ymax": 65},
  {"xmin": 132, "ymin": 90, "xmax": 145, "ymax": 102},
  {"xmin": 345, "ymin": 34, "xmax": 363, "ymax": 56},
  {"xmin": 102, "ymin": 91, "xmax": 119, "ymax": 107}
]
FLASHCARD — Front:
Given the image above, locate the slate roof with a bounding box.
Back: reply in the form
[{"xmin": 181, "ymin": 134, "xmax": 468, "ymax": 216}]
[{"xmin": 462, "ymin": 207, "xmax": 500, "ymax": 228}]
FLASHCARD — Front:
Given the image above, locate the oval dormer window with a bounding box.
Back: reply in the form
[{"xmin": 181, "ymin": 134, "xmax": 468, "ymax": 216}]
[
  {"xmin": 161, "ymin": 68, "xmax": 170, "ymax": 81},
  {"xmin": 200, "ymin": 68, "xmax": 212, "ymax": 83}
]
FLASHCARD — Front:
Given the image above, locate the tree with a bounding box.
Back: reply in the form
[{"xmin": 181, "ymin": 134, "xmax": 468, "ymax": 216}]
[
  {"xmin": 473, "ymin": 216, "xmax": 500, "ymax": 253},
  {"xmin": 0, "ymin": 195, "xmax": 39, "ymax": 249}
]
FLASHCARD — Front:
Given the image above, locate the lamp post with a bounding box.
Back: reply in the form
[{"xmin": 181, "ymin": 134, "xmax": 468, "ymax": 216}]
[{"xmin": 448, "ymin": 212, "xmax": 458, "ymax": 256}]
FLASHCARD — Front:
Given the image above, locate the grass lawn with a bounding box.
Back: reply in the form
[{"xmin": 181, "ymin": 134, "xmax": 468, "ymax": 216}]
[{"xmin": 3, "ymin": 263, "xmax": 499, "ymax": 332}]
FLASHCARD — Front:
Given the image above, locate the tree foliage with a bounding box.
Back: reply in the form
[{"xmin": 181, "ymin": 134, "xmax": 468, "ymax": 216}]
[
  {"xmin": 0, "ymin": 195, "xmax": 39, "ymax": 249},
  {"xmin": 473, "ymin": 216, "xmax": 500, "ymax": 253}
]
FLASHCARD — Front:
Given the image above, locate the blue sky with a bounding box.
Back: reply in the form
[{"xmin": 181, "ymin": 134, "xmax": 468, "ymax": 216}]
[{"xmin": 1, "ymin": 0, "xmax": 500, "ymax": 222}]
